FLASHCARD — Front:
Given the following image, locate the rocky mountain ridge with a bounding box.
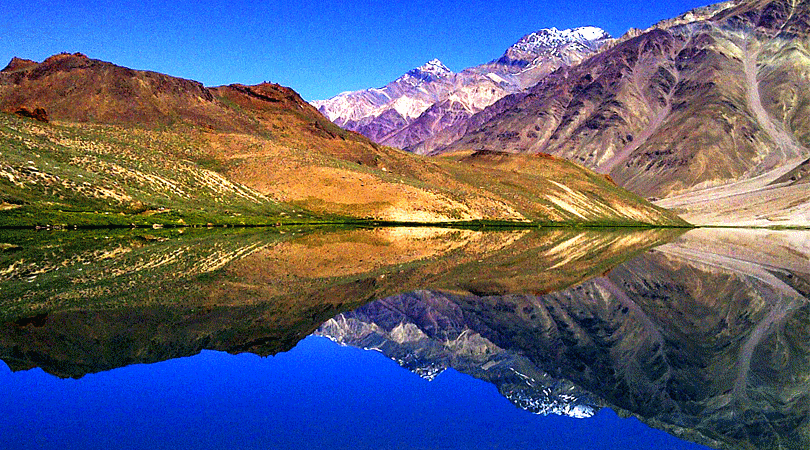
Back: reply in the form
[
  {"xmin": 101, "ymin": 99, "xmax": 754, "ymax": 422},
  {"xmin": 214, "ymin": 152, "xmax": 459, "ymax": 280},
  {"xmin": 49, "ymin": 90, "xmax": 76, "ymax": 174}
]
[
  {"xmin": 437, "ymin": 0, "xmax": 810, "ymax": 226},
  {"xmin": 312, "ymin": 27, "xmax": 612, "ymax": 152}
]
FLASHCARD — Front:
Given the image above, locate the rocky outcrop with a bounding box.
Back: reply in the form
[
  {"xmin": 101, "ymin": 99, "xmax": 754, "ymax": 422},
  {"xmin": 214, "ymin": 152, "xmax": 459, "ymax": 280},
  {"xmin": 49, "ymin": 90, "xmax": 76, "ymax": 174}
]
[
  {"xmin": 12, "ymin": 106, "xmax": 48, "ymax": 122},
  {"xmin": 1, "ymin": 57, "xmax": 39, "ymax": 73}
]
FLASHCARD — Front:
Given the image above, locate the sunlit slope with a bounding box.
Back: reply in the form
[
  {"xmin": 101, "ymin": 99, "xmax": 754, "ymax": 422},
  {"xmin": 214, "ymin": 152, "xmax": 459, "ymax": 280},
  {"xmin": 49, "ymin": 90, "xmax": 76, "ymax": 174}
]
[{"xmin": 0, "ymin": 53, "xmax": 686, "ymax": 226}]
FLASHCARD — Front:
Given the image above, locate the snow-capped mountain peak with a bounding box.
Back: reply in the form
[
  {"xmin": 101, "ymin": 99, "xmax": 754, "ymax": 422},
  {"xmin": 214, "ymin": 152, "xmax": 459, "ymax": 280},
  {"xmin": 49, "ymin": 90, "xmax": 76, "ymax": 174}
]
[
  {"xmin": 402, "ymin": 58, "xmax": 453, "ymax": 83},
  {"xmin": 416, "ymin": 58, "xmax": 452, "ymax": 75},
  {"xmin": 312, "ymin": 24, "xmax": 611, "ymax": 150},
  {"xmin": 510, "ymin": 26, "xmax": 611, "ymax": 53}
]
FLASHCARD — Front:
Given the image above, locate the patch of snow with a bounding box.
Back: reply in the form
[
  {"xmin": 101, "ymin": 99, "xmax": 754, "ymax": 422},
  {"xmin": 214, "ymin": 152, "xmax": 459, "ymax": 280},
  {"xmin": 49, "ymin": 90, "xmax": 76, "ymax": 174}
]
[
  {"xmin": 510, "ymin": 26, "xmax": 611, "ymax": 54},
  {"xmin": 568, "ymin": 26, "xmax": 611, "ymax": 41},
  {"xmin": 486, "ymin": 72, "xmax": 509, "ymax": 84},
  {"xmin": 390, "ymin": 95, "xmax": 434, "ymax": 120},
  {"xmin": 416, "ymin": 59, "xmax": 453, "ymax": 76}
]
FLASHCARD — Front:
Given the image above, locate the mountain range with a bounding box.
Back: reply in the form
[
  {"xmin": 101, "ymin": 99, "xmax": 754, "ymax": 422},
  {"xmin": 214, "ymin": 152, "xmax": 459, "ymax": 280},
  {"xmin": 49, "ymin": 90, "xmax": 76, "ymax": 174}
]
[
  {"xmin": 312, "ymin": 26, "xmax": 612, "ymax": 152},
  {"xmin": 315, "ymin": 0, "xmax": 810, "ymax": 227},
  {"xmin": 0, "ymin": 51, "xmax": 683, "ymax": 227},
  {"xmin": 3, "ymin": 0, "xmax": 808, "ymax": 228}
]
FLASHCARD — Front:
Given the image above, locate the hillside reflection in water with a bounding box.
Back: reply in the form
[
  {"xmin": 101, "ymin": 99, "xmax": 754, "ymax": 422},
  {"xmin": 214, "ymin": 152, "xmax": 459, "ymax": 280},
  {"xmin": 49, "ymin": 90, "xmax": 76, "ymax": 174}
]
[{"xmin": 0, "ymin": 226, "xmax": 807, "ymax": 450}]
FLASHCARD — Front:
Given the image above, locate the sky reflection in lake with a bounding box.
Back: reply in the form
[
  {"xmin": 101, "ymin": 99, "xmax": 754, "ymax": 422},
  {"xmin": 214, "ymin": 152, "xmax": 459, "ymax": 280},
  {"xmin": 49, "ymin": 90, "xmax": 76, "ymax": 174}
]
[{"xmin": 0, "ymin": 336, "xmax": 710, "ymax": 450}]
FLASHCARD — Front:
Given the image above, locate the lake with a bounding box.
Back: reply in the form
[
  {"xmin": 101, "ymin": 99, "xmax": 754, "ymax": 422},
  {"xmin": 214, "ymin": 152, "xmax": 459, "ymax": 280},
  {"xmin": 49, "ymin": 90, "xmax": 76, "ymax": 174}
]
[{"xmin": 0, "ymin": 226, "xmax": 807, "ymax": 449}]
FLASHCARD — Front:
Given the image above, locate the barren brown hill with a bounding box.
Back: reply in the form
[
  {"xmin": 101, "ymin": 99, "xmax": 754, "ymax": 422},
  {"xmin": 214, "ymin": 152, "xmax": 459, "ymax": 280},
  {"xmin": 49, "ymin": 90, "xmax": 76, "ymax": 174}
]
[
  {"xmin": 0, "ymin": 52, "xmax": 372, "ymax": 142},
  {"xmin": 439, "ymin": 0, "xmax": 810, "ymax": 226},
  {"xmin": 0, "ymin": 53, "xmax": 686, "ymax": 227},
  {"xmin": 1, "ymin": 52, "xmax": 239, "ymax": 129}
]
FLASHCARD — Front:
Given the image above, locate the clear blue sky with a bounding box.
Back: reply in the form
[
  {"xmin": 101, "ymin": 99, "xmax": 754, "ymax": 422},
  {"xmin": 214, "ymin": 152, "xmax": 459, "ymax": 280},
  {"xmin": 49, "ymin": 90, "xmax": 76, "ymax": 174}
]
[{"xmin": 1, "ymin": 0, "xmax": 710, "ymax": 100}]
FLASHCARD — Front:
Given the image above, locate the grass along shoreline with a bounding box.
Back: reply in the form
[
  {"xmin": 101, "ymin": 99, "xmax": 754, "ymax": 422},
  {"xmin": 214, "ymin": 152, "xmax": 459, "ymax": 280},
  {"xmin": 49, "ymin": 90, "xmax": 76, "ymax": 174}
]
[{"xmin": 0, "ymin": 206, "xmax": 696, "ymax": 230}]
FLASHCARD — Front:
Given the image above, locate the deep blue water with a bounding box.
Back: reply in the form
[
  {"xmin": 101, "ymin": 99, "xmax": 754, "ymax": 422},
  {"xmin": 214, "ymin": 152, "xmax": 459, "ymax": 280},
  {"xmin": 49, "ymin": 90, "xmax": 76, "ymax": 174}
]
[{"xmin": 0, "ymin": 335, "xmax": 712, "ymax": 450}]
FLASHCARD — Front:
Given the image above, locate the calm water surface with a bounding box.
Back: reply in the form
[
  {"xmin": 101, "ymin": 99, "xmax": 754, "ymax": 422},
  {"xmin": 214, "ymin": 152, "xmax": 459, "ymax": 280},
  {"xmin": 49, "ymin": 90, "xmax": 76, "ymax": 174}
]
[
  {"xmin": 0, "ymin": 226, "xmax": 807, "ymax": 450},
  {"xmin": 1, "ymin": 337, "xmax": 707, "ymax": 450}
]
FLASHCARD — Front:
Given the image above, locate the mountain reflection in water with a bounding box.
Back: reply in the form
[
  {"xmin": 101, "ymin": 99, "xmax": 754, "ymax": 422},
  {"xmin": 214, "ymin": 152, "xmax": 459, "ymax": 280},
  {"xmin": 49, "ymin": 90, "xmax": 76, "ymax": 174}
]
[{"xmin": 0, "ymin": 226, "xmax": 807, "ymax": 449}]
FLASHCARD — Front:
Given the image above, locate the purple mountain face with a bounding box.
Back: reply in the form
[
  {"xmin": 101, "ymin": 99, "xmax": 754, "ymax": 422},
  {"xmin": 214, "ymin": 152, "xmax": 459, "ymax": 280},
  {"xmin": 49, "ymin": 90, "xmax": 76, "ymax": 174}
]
[
  {"xmin": 313, "ymin": 0, "xmax": 810, "ymax": 227},
  {"xmin": 312, "ymin": 27, "xmax": 612, "ymax": 153},
  {"xmin": 436, "ymin": 0, "xmax": 810, "ymax": 227}
]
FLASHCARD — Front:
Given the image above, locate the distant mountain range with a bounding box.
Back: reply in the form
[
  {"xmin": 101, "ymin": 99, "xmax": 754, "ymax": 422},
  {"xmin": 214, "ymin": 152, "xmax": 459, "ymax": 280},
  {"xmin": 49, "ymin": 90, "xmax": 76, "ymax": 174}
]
[
  {"xmin": 312, "ymin": 26, "xmax": 611, "ymax": 152},
  {"xmin": 315, "ymin": 0, "xmax": 810, "ymax": 227}
]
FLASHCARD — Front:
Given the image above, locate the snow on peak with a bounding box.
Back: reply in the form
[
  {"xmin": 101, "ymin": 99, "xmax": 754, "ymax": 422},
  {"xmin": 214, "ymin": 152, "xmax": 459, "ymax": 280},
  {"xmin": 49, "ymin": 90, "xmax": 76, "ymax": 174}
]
[
  {"xmin": 395, "ymin": 58, "xmax": 453, "ymax": 85},
  {"xmin": 413, "ymin": 58, "xmax": 452, "ymax": 76},
  {"xmin": 567, "ymin": 26, "xmax": 611, "ymax": 41},
  {"xmin": 510, "ymin": 26, "xmax": 611, "ymax": 53}
]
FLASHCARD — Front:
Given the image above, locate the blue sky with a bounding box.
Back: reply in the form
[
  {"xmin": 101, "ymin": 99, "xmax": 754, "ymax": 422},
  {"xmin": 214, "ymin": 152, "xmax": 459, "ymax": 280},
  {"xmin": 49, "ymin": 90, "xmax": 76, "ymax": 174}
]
[{"xmin": 1, "ymin": 0, "xmax": 710, "ymax": 100}]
